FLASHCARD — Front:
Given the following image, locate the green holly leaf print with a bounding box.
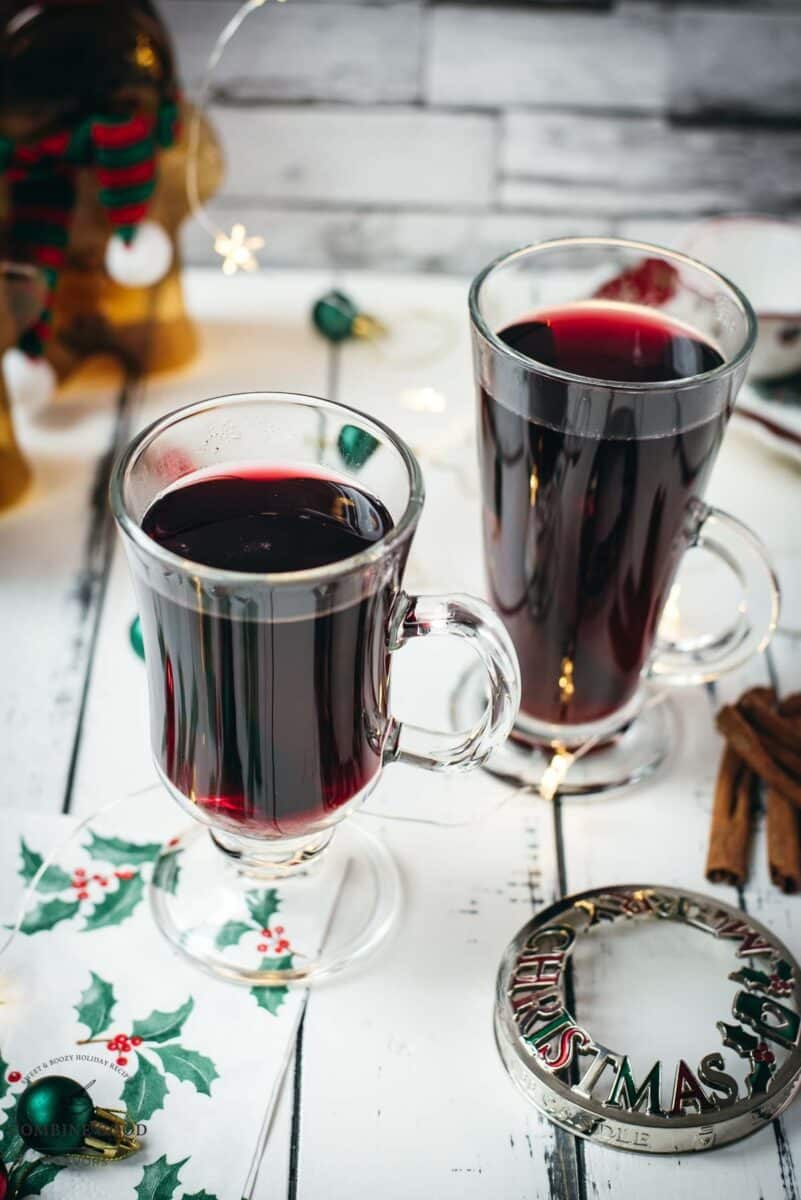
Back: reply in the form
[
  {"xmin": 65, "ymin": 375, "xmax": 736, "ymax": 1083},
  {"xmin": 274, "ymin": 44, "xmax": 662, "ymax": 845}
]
[
  {"xmin": 19, "ymin": 838, "xmax": 39, "ymax": 880},
  {"xmin": 13, "ymin": 1159, "xmax": 65, "ymax": 1197},
  {"xmin": 82, "ymin": 873, "xmax": 144, "ymax": 932},
  {"xmin": 151, "ymin": 1045, "xmax": 218, "ymax": 1097},
  {"xmin": 132, "ymin": 997, "xmax": 194, "ymax": 1044},
  {"xmin": 245, "ymin": 889, "xmax": 280, "ymax": 930},
  {"xmin": 75, "ymin": 971, "xmax": 117, "ymax": 1038},
  {"xmin": 122, "ymin": 1053, "xmax": 169, "ymax": 1122},
  {"xmin": 20, "ymin": 896, "xmax": 80, "ymax": 935},
  {"xmin": 214, "ymin": 920, "xmax": 252, "ymax": 950},
  {"xmin": 18, "ymin": 839, "xmax": 71, "ymax": 894},
  {"xmin": 250, "ymin": 955, "xmax": 293, "ymax": 1016},
  {"xmin": 0, "ymin": 1100, "xmax": 24, "ymax": 1164},
  {"xmin": 134, "ymin": 1154, "xmax": 189, "ymax": 1200},
  {"xmin": 85, "ymin": 831, "xmax": 162, "ymax": 866},
  {"xmin": 151, "ymin": 852, "xmax": 181, "ymax": 896}
]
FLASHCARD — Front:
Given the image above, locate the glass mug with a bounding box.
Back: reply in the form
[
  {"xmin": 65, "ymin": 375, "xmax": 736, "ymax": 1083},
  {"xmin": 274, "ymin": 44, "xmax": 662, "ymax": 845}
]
[
  {"xmin": 465, "ymin": 237, "xmax": 779, "ymax": 794},
  {"xmin": 111, "ymin": 391, "xmax": 521, "ymax": 984}
]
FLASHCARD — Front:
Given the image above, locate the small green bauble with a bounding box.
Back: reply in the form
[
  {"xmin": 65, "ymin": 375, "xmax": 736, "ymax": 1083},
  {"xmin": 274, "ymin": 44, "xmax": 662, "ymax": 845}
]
[
  {"xmin": 337, "ymin": 424, "xmax": 379, "ymax": 470},
  {"xmin": 129, "ymin": 614, "xmax": 144, "ymax": 661},
  {"xmin": 16, "ymin": 1076, "xmax": 94, "ymax": 1155},
  {"xmin": 312, "ymin": 290, "xmax": 359, "ymax": 343},
  {"xmin": 311, "ymin": 290, "xmax": 386, "ymax": 344}
]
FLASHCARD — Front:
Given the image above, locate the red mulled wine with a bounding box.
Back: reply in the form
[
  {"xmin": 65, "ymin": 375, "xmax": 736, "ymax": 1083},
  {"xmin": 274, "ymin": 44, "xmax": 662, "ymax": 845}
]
[
  {"xmin": 479, "ymin": 302, "xmax": 727, "ymax": 727},
  {"xmin": 140, "ymin": 468, "xmax": 394, "ymax": 836}
]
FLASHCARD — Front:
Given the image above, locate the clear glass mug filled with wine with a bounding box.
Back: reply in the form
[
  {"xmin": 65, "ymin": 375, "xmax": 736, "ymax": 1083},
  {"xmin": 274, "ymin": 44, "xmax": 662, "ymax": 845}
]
[
  {"xmin": 111, "ymin": 392, "xmax": 521, "ymax": 984},
  {"xmin": 458, "ymin": 237, "xmax": 780, "ymax": 794}
]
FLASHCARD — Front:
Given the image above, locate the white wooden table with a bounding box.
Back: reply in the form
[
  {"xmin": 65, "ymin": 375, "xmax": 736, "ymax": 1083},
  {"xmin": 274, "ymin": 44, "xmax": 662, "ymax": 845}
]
[{"xmin": 3, "ymin": 267, "xmax": 801, "ymax": 1200}]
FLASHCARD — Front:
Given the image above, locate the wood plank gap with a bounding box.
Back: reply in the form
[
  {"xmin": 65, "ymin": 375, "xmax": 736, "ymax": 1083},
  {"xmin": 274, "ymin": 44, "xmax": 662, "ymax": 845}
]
[
  {"xmin": 548, "ymin": 794, "xmax": 587, "ymax": 1200},
  {"xmin": 761, "ymin": 644, "xmax": 800, "ymax": 1200},
  {"xmin": 284, "ymin": 338, "xmax": 340, "ymax": 1198},
  {"xmin": 286, "ymin": 992, "xmax": 308, "ymax": 1199},
  {"xmin": 765, "ymin": 645, "xmax": 781, "ymax": 695},
  {"xmin": 61, "ymin": 374, "xmax": 141, "ymax": 814}
]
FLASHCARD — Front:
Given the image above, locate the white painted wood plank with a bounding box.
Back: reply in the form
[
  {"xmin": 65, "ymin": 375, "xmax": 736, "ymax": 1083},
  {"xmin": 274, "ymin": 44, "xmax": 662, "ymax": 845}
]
[
  {"xmin": 0, "ymin": 382, "xmax": 126, "ymax": 813},
  {"xmin": 426, "ymin": 3, "xmax": 668, "ymax": 112},
  {"xmin": 501, "ymin": 111, "xmax": 801, "ymax": 216},
  {"xmin": 162, "ymin": 1, "xmax": 423, "ymax": 104},
  {"xmin": 285, "ymin": 270, "xmax": 570, "ymax": 1197},
  {"xmin": 210, "ymin": 105, "xmax": 497, "ymax": 209},
  {"xmin": 294, "ymin": 788, "xmax": 564, "ymax": 1200}
]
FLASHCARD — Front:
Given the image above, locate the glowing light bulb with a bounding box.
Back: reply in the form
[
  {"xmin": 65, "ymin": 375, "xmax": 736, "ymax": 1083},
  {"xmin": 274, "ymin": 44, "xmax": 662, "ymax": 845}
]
[
  {"xmin": 539, "ymin": 749, "xmax": 574, "ymax": 802},
  {"xmin": 213, "ymin": 223, "xmax": 265, "ymax": 275}
]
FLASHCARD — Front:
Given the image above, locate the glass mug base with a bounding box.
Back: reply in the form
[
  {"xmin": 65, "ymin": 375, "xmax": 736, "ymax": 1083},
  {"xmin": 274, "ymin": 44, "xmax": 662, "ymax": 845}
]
[
  {"xmin": 149, "ymin": 813, "xmax": 402, "ymax": 988},
  {"xmin": 452, "ymin": 663, "xmax": 678, "ymax": 797}
]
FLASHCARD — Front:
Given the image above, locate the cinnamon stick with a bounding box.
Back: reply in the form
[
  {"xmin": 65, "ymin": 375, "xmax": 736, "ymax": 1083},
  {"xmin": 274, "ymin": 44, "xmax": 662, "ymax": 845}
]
[
  {"xmin": 716, "ymin": 705, "xmax": 801, "ymax": 809},
  {"xmin": 766, "ymin": 787, "xmax": 801, "ymax": 894},
  {"xmin": 739, "ymin": 691, "xmax": 801, "ymax": 757},
  {"xmin": 706, "ymin": 746, "xmax": 755, "ymax": 886},
  {"xmin": 755, "ymin": 732, "xmax": 801, "ymax": 780},
  {"xmin": 779, "ymin": 693, "xmax": 801, "ymax": 720},
  {"xmin": 740, "ymin": 686, "xmax": 776, "ymax": 708}
]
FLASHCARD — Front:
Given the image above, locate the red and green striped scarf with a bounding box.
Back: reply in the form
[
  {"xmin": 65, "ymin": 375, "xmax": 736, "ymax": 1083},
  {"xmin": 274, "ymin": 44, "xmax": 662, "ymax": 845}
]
[{"xmin": 0, "ymin": 97, "xmax": 180, "ymax": 357}]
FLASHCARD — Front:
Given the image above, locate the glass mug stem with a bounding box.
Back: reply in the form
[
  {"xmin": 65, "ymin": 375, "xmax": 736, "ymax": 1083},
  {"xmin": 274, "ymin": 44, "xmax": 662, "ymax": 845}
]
[
  {"xmin": 650, "ymin": 500, "xmax": 780, "ymax": 686},
  {"xmin": 385, "ymin": 591, "xmax": 522, "ymax": 771}
]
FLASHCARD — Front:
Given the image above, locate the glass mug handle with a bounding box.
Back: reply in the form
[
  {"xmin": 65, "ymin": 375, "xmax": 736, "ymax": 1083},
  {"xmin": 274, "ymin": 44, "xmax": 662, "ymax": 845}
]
[
  {"xmin": 385, "ymin": 591, "xmax": 521, "ymax": 770},
  {"xmin": 650, "ymin": 500, "xmax": 780, "ymax": 686}
]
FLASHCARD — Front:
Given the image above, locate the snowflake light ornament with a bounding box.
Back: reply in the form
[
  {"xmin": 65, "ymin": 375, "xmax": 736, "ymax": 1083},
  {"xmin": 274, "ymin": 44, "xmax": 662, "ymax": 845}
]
[{"xmin": 213, "ymin": 223, "xmax": 265, "ymax": 276}]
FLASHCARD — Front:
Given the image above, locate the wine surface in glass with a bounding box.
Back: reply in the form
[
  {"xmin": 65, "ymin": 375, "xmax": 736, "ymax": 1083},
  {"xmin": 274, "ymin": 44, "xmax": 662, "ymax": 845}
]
[
  {"xmin": 478, "ymin": 302, "xmax": 726, "ymax": 727},
  {"xmin": 141, "ymin": 468, "xmax": 395, "ymax": 836}
]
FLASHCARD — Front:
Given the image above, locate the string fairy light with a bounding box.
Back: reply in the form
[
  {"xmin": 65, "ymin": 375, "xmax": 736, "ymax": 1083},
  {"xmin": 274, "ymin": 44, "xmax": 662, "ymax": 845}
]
[
  {"xmin": 183, "ymin": 0, "xmax": 464, "ymax": 371},
  {"xmin": 186, "ymin": 0, "xmax": 288, "ymax": 275}
]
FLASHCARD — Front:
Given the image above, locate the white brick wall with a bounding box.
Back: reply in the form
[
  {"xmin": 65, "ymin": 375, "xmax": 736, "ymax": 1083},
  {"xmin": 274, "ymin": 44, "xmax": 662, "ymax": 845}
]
[
  {"xmin": 500, "ymin": 111, "xmax": 801, "ymax": 215},
  {"xmin": 212, "ymin": 106, "xmax": 495, "ymax": 208},
  {"xmin": 161, "ymin": 0, "xmax": 801, "ymax": 272},
  {"xmin": 162, "ymin": 1, "xmax": 423, "ymax": 102},
  {"xmin": 426, "ymin": 4, "xmax": 669, "ymax": 112},
  {"xmin": 669, "ymin": 8, "xmax": 801, "ymax": 121}
]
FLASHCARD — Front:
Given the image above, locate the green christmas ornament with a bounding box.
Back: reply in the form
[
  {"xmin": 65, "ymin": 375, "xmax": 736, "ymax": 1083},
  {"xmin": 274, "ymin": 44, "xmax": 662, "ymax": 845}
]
[
  {"xmin": 337, "ymin": 424, "xmax": 380, "ymax": 470},
  {"xmin": 311, "ymin": 290, "xmax": 386, "ymax": 344},
  {"xmin": 17, "ymin": 1076, "xmax": 93, "ymax": 1154},
  {"xmin": 16, "ymin": 1076, "xmax": 140, "ymax": 1162},
  {"xmin": 129, "ymin": 614, "xmax": 145, "ymax": 661}
]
